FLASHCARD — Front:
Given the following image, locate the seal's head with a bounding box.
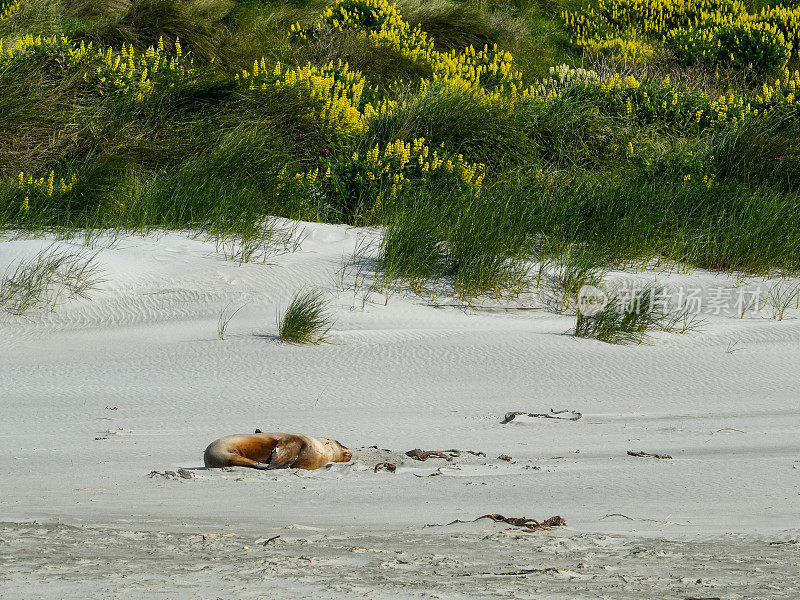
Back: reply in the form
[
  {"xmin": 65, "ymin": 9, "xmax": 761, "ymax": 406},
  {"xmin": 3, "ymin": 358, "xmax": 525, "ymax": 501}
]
[{"xmin": 322, "ymin": 438, "xmax": 353, "ymax": 463}]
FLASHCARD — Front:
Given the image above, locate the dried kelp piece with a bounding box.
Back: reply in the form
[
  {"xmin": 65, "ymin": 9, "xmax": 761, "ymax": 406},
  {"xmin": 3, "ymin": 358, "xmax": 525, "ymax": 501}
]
[
  {"xmin": 405, "ymin": 449, "xmax": 454, "ymax": 461},
  {"xmin": 488, "ymin": 567, "xmax": 561, "ymax": 576},
  {"xmin": 627, "ymin": 450, "xmax": 672, "ymax": 459},
  {"xmin": 477, "ymin": 514, "xmax": 538, "ymax": 527},
  {"xmin": 502, "ymin": 409, "xmax": 582, "ymax": 424},
  {"xmin": 374, "ymin": 462, "xmax": 397, "ymax": 473}
]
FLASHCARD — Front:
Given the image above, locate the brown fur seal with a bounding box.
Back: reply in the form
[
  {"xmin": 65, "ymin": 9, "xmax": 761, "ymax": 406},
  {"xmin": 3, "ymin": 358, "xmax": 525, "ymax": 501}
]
[{"xmin": 204, "ymin": 433, "xmax": 353, "ymax": 470}]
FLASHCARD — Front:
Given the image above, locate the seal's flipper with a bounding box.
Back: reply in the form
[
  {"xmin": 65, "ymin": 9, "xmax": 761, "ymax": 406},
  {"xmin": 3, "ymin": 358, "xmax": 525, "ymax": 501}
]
[
  {"xmin": 224, "ymin": 455, "xmax": 264, "ymax": 469},
  {"xmin": 268, "ymin": 439, "xmax": 303, "ymax": 469}
]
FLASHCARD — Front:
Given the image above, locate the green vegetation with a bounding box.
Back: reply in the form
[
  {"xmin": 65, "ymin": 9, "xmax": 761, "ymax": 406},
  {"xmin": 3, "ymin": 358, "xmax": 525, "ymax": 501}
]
[
  {"xmin": 2, "ymin": 0, "xmax": 800, "ymax": 308},
  {"xmin": 0, "ymin": 245, "xmax": 103, "ymax": 314},
  {"xmin": 573, "ymin": 284, "xmax": 702, "ymax": 344},
  {"xmin": 277, "ymin": 289, "xmax": 332, "ymax": 344}
]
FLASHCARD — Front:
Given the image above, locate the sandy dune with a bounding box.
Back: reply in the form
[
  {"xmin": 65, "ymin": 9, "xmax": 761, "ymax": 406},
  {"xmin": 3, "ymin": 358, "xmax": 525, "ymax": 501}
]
[{"xmin": 1, "ymin": 223, "xmax": 799, "ymax": 597}]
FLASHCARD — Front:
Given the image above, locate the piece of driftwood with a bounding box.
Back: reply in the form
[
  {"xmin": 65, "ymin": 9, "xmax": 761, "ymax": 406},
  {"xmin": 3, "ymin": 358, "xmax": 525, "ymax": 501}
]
[
  {"xmin": 374, "ymin": 462, "xmax": 397, "ymax": 473},
  {"xmin": 502, "ymin": 409, "xmax": 582, "ymax": 424},
  {"xmin": 627, "ymin": 450, "xmax": 672, "ymax": 459},
  {"xmin": 498, "ymin": 454, "xmax": 514, "ymax": 462}
]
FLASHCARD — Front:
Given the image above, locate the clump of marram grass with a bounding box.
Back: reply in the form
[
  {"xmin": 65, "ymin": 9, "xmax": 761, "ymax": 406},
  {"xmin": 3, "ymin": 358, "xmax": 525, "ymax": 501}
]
[
  {"xmin": 573, "ymin": 284, "xmax": 702, "ymax": 345},
  {"xmin": 376, "ymin": 184, "xmax": 534, "ymax": 302},
  {"xmin": 277, "ymin": 289, "xmax": 332, "ymax": 344},
  {"xmin": 574, "ymin": 286, "xmax": 662, "ymax": 344},
  {"xmin": 0, "ymin": 245, "xmax": 103, "ymax": 315},
  {"xmin": 378, "ymin": 205, "xmax": 445, "ymax": 295}
]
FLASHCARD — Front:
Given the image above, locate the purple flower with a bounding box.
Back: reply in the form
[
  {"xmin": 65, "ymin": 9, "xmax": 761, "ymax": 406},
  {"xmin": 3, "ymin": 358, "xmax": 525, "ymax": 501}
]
[
  {"xmin": 323, "ymin": 148, "xmax": 330, "ymax": 156},
  {"xmin": 776, "ymin": 156, "xmax": 783, "ymax": 160}
]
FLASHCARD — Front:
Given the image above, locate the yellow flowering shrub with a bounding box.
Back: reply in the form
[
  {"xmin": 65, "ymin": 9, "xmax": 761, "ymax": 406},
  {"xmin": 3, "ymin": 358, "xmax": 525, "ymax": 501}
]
[
  {"xmin": 85, "ymin": 37, "xmax": 195, "ymax": 102},
  {"xmin": 563, "ymin": 0, "xmax": 800, "ymax": 72},
  {"xmin": 0, "ymin": 34, "xmax": 194, "ymax": 102},
  {"xmin": 278, "ymin": 137, "xmax": 485, "ymax": 222},
  {"xmin": 236, "ymin": 59, "xmax": 393, "ymax": 135},
  {"xmin": 569, "ymin": 69, "xmax": 800, "ymax": 130},
  {"xmin": 16, "ymin": 170, "xmax": 78, "ymax": 212},
  {"xmin": 0, "ymin": 0, "xmax": 20, "ymax": 22},
  {"xmin": 0, "ymin": 33, "xmax": 75, "ymax": 65},
  {"xmin": 290, "ymin": 0, "xmax": 524, "ymax": 97}
]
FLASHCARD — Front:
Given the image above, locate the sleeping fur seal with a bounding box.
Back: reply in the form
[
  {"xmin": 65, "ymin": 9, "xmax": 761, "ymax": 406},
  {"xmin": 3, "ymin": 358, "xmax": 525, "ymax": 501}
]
[{"xmin": 204, "ymin": 432, "xmax": 353, "ymax": 470}]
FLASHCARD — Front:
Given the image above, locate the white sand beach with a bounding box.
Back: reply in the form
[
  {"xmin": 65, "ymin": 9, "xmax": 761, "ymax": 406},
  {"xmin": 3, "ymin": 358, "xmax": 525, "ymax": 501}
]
[{"xmin": 1, "ymin": 223, "xmax": 799, "ymax": 598}]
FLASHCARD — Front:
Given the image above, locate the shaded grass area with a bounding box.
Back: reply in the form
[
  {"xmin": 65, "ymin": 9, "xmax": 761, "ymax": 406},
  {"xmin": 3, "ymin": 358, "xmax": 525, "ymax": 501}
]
[
  {"xmin": 518, "ymin": 170, "xmax": 800, "ymax": 275},
  {"xmin": 376, "ymin": 159, "xmax": 800, "ymax": 302}
]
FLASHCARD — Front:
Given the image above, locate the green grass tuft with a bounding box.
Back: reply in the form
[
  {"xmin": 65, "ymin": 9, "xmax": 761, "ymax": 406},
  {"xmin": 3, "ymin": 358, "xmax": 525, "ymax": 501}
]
[
  {"xmin": 574, "ymin": 285, "xmax": 666, "ymax": 344},
  {"xmin": 277, "ymin": 289, "xmax": 333, "ymax": 344}
]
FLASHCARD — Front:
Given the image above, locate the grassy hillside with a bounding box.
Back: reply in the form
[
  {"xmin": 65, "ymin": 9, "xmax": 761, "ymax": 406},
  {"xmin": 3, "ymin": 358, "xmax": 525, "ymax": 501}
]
[{"xmin": 2, "ymin": 0, "xmax": 800, "ymax": 297}]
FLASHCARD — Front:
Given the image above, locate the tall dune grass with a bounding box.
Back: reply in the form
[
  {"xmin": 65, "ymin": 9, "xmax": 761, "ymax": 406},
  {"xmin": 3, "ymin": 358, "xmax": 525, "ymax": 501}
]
[{"xmin": 1, "ymin": 0, "xmax": 799, "ymax": 287}]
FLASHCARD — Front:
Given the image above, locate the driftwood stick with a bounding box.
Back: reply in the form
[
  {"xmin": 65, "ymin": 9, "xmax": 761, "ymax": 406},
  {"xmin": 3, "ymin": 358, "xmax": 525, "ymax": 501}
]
[{"xmin": 263, "ymin": 535, "xmax": 280, "ymax": 545}]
